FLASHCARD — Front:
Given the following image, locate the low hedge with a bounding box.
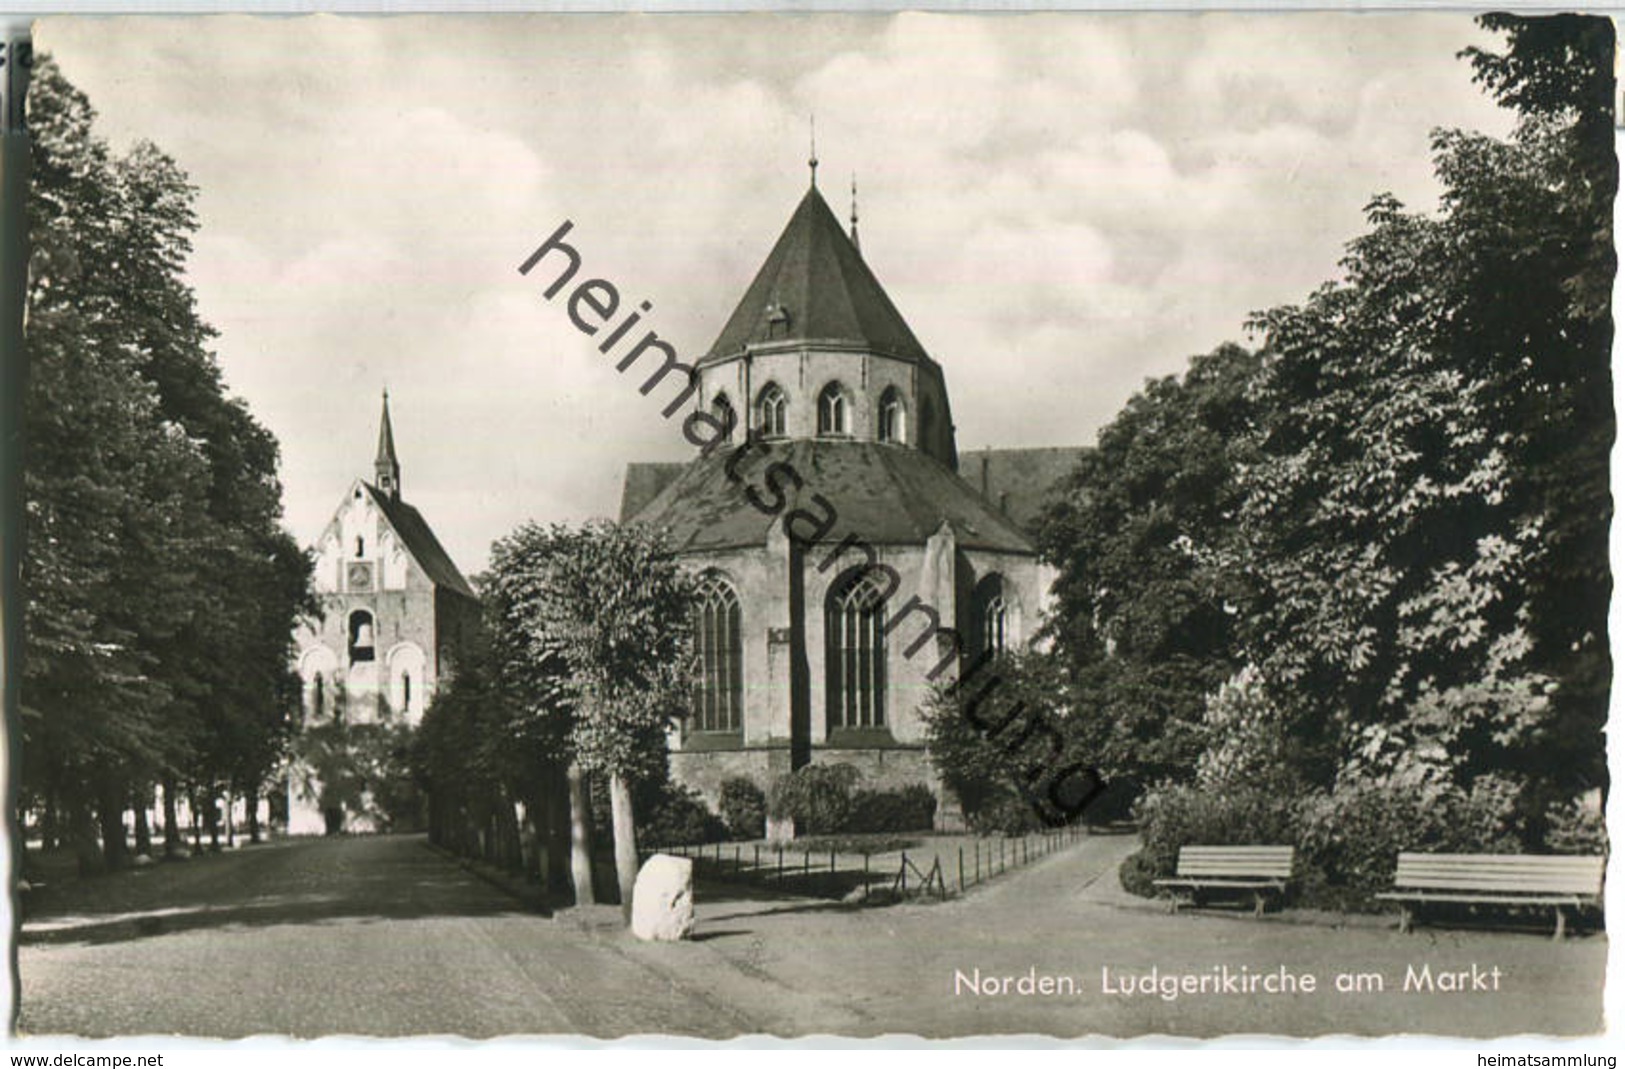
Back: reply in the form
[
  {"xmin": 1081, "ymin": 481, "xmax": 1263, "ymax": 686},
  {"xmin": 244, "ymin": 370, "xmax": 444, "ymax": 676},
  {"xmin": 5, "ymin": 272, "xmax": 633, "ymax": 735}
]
[
  {"xmin": 718, "ymin": 777, "xmax": 767, "ymax": 840},
  {"xmin": 1123, "ymin": 775, "xmax": 1540, "ymax": 911}
]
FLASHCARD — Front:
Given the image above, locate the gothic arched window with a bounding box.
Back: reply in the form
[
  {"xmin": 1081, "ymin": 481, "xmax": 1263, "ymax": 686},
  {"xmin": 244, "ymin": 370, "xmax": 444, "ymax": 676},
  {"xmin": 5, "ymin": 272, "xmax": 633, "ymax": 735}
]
[
  {"xmin": 693, "ymin": 573, "xmax": 743, "ymax": 733},
  {"xmin": 826, "ymin": 569, "xmax": 888, "ymax": 730},
  {"xmin": 973, "ymin": 574, "xmax": 1012, "ymax": 658},
  {"xmin": 758, "ymin": 383, "xmax": 788, "ymax": 439},
  {"xmin": 878, "ymin": 388, "xmax": 906, "ymax": 443},
  {"xmin": 817, "ymin": 382, "xmax": 849, "ymax": 437},
  {"xmin": 711, "ymin": 393, "xmax": 737, "ymax": 441}
]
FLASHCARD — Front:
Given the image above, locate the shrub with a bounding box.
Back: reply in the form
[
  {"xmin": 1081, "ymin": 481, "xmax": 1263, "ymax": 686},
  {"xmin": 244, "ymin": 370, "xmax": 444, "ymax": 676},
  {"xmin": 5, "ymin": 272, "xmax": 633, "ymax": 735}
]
[
  {"xmin": 718, "ymin": 777, "xmax": 767, "ymax": 840},
  {"xmin": 1297, "ymin": 775, "xmax": 1525, "ymax": 908},
  {"xmin": 1195, "ymin": 665, "xmax": 1300, "ymax": 794},
  {"xmin": 637, "ymin": 783, "xmax": 727, "ymax": 847},
  {"xmin": 967, "ymin": 792, "xmax": 1047, "ymax": 836},
  {"xmin": 1542, "ymin": 797, "xmax": 1608, "ymax": 856},
  {"xmin": 1130, "ymin": 784, "xmax": 1302, "ymax": 893},
  {"xmin": 796, "ymin": 834, "xmax": 922, "ymax": 856},
  {"xmin": 1118, "ymin": 849, "xmax": 1160, "ymax": 898},
  {"xmin": 922, "ymin": 653, "xmax": 1094, "ymax": 829},
  {"xmin": 845, "ymin": 784, "xmax": 938, "ymax": 834},
  {"xmin": 767, "ymin": 763, "xmax": 861, "ymax": 835}
]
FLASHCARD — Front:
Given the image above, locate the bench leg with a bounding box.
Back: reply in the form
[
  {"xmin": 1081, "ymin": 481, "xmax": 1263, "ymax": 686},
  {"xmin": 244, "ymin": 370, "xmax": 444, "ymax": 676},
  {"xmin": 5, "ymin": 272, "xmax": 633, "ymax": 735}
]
[
  {"xmin": 1553, "ymin": 906, "xmax": 1566, "ymax": 942},
  {"xmin": 1397, "ymin": 907, "xmax": 1413, "ymax": 935},
  {"xmin": 1254, "ymin": 892, "xmax": 1266, "ymax": 918},
  {"xmin": 1166, "ymin": 894, "xmax": 1180, "ymax": 915}
]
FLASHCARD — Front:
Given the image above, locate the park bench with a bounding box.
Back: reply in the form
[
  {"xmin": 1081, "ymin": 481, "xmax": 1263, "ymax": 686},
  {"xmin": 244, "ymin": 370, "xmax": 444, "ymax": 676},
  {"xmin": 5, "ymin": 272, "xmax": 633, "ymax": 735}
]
[
  {"xmin": 1377, "ymin": 853, "xmax": 1605, "ymax": 940},
  {"xmin": 1154, "ymin": 845, "xmax": 1294, "ymax": 916}
]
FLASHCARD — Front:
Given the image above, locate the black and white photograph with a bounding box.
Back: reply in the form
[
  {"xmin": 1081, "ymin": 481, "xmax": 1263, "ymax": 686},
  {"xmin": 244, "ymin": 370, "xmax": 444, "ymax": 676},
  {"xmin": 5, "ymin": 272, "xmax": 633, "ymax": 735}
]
[{"xmin": 5, "ymin": 9, "xmax": 1616, "ymax": 1046}]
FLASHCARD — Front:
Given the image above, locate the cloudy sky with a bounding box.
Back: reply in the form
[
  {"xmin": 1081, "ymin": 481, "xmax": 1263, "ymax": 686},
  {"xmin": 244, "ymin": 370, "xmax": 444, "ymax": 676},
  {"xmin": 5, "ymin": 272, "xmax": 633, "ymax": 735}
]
[{"xmin": 38, "ymin": 13, "xmax": 1513, "ymax": 576}]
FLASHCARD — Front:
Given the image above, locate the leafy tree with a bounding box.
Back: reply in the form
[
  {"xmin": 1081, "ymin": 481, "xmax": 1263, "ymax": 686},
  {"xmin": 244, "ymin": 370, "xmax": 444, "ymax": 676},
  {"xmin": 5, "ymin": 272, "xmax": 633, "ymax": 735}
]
[
  {"xmin": 417, "ymin": 601, "xmax": 574, "ymax": 890},
  {"xmin": 1230, "ymin": 15, "xmax": 1613, "ymax": 802},
  {"xmin": 484, "ymin": 520, "xmax": 694, "ymax": 913},
  {"xmin": 23, "ymin": 57, "xmax": 312, "ymax": 869},
  {"xmin": 1036, "ymin": 343, "xmax": 1262, "ymax": 793},
  {"xmin": 1035, "ymin": 18, "xmax": 1610, "ymax": 838},
  {"xmin": 923, "ymin": 653, "xmax": 1099, "ymax": 832}
]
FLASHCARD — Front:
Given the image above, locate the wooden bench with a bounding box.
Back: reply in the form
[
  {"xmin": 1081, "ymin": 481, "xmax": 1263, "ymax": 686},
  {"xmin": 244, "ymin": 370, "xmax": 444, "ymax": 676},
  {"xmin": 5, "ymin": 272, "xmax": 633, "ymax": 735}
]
[
  {"xmin": 1376, "ymin": 853, "xmax": 1606, "ymax": 940},
  {"xmin": 1154, "ymin": 845, "xmax": 1294, "ymax": 916}
]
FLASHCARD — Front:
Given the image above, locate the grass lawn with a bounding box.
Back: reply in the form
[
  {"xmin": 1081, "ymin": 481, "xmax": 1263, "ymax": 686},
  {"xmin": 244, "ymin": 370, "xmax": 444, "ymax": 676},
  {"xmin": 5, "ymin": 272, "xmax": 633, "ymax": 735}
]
[{"xmin": 652, "ymin": 823, "xmax": 1102, "ymax": 900}]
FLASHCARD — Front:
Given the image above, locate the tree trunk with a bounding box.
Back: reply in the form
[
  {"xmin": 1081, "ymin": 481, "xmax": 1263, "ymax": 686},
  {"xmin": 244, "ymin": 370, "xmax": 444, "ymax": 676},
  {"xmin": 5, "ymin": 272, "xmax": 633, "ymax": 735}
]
[
  {"xmin": 566, "ymin": 761, "xmax": 595, "ymax": 906},
  {"xmin": 246, "ymin": 786, "xmax": 262, "ymax": 844},
  {"xmin": 132, "ymin": 787, "xmax": 152, "ymax": 857},
  {"xmin": 41, "ymin": 792, "xmax": 58, "ymax": 851},
  {"xmin": 69, "ymin": 794, "xmax": 102, "ymax": 877},
  {"xmin": 206, "ymin": 794, "xmax": 221, "ymax": 851},
  {"xmin": 161, "ymin": 778, "xmax": 182, "ymax": 855},
  {"xmin": 97, "ymin": 774, "xmax": 129, "ymax": 870},
  {"xmin": 545, "ymin": 771, "xmax": 572, "ymax": 896},
  {"xmin": 499, "ymin": 795, "xmax": 524, "ymax": 875},
  {"xmin": 188, "ymin": 785, "xmax": 203, "ymax": 851},
  {"xmin": 609, "ymin": 771, "xmax": 639, "ymax": 922}
]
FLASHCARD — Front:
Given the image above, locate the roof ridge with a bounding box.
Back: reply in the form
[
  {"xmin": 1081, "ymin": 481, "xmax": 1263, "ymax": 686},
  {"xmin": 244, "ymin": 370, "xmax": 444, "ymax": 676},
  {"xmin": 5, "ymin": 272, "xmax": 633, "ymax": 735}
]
[{"xmin": 363, "ymin": 483, "xmax": 478, "ymax": 600}]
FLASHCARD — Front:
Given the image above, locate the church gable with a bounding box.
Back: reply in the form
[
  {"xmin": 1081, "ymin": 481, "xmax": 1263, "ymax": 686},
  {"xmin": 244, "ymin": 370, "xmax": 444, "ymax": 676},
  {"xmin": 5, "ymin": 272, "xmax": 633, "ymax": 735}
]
[
  {"xmin": 312, "ymin": 479, "xmax": 475, "ymax": 601},
  {"xmin": 314, "ymin": 480, "xmax": 427, "ymax": 596}
]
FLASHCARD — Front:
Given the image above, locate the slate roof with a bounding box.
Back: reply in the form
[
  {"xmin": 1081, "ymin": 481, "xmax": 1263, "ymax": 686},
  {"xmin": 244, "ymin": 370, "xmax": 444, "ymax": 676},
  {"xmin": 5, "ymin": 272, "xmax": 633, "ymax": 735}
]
[
  {"xmin": 701, "ymin": 186, "xmax": 933, "ymax": 366},
  {"xmin": 363, "ymin": 483, "xmax": 479, "ymax": 600},
  {"xmin": 619, "ymin": 462, "xmax": 689, "ymax": 523},
  {"xmin": 961, "ymin": 447, "xmax": 1088, "ymax": 534},
  {"xmin": 623, "ymin": 440, "xmax": 1036, "ymax": 555}
]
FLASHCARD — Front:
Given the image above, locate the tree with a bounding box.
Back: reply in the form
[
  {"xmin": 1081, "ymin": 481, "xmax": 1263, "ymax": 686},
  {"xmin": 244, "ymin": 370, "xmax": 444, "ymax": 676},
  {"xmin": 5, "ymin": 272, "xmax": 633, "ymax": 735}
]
[
  {"xmin": 23, "ymin": 57, "xmax": 313, "ymax": 869},
  {"xmin": 923, "ymin": 652, "xmax": 1096, "ymax": 832},
  {"xmin": 1032, "ymin": 17, "xmax": 1611, "ymax": 830},
  {"xmin": 1035, "ymin": 343, "xmax": 1262, "ymax": 793},
  {"xmin": 484, "ymin": 521, "xmax": 694, "ymax": 916},
  {"xmin": 1228, "ymin": 14, "xmax": 1613, "ymax": 801},
  {"xmin": 417, "ymin": 598, "xmax": 575, "ymax": 891}
]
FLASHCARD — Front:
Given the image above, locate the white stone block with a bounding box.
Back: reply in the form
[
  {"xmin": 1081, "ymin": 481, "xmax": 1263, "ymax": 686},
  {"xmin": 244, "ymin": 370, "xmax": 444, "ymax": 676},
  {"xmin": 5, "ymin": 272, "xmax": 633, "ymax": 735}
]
[{"xmin": 630, "ymin": 853, "xmax": 694, "ymax": 942}]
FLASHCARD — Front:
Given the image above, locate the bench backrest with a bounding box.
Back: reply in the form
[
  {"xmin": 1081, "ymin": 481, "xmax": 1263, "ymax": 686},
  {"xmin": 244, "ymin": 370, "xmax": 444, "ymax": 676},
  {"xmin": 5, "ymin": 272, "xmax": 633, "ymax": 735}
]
[
  {"xmin": 1391, "ymin": 853, "xmax": 1605, "ymax": 896},
  {"xmin": 1175, "ymin": 845, "xmax": 1294, "ymax": 879}
]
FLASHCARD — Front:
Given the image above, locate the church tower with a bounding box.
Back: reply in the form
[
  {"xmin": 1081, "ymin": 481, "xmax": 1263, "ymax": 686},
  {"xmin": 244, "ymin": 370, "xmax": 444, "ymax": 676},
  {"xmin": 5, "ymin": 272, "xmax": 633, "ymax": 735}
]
[
  {"xmin": 619, "ymin": 170, "xmax": 1069, "ymax": 825},
  {"xmin": 289, "ymin": 395, "xmax": 479, "ymax": 834},
  {"xmin": 691, "ymin": 173, "xmax": 959, "ymax": 468}
]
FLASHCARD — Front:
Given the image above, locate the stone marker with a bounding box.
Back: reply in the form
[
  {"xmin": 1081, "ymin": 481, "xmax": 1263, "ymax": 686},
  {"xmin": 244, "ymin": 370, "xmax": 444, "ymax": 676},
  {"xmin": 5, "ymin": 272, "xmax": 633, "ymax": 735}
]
[{"xmin": 630, "ymin": 853, "xmax": 694, "ymax": 942}]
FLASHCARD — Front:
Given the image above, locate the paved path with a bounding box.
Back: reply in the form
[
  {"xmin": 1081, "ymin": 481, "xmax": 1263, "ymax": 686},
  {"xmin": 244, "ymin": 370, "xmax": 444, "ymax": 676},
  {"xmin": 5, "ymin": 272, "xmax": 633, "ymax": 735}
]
[
  {"xmin": 18, "ymin": 831, "xmax": 1607, "ymax": 1040},
  {"xmin": 19, "ymin": 835, "xmax": 767, "ymax": 1038}
]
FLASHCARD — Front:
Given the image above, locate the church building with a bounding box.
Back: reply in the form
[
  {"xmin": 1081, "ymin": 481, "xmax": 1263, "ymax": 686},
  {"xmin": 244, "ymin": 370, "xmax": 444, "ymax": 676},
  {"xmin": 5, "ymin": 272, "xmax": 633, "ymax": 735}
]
[
  {"xmin": 290, "ymin": 394, "xmax": 479, "ymax": 832},
  {"xmin": 619, "ymin": 168, "xmax": 1083, "ymax": 820}
]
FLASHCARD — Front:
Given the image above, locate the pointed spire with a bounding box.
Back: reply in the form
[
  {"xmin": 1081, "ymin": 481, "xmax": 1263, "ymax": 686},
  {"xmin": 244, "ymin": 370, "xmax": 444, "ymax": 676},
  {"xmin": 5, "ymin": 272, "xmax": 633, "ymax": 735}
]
[
  {"xmin": 375, "ymin": 388, "xmax": 401, "ymax": 499},
  {"xmin": 808, "ymin": 115, "xmax": 819, "ymax": 188},
  {"xmin": 849, "ymin": 173, "xmax": 861, "ymax": 253},
  {"xmin": 703, "ymin": 183, "xmax": 930, "ymax": 365}
]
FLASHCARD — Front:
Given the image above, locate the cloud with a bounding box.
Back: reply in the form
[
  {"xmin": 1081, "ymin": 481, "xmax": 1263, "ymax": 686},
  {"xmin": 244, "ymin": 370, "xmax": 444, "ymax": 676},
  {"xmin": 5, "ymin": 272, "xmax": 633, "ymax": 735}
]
[{"xmin": 36, "ymin": 12, "xmax": 1517, "ymax": 572}]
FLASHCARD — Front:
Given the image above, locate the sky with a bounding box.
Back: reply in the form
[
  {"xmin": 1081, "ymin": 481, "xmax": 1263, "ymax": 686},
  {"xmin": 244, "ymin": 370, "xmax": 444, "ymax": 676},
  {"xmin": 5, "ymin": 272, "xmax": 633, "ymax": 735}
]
[{"xmin": 37, "ymin": 13, "xmax": 1515, "ymax": 577}]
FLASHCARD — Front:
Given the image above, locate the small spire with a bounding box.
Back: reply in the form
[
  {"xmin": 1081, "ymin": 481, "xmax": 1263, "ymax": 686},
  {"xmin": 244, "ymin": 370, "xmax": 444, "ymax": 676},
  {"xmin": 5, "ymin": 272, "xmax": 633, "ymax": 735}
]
[
  {"xmin": 375, "ymin": 388, "xmax": 400, "ymax": 498},
  {"xmin": 849, "ymin": 173, "xmax": 861, "ymax": 252},
  {"xmin": 808, "ymin": 115, "xmax": 818, "ymax": 188}
]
